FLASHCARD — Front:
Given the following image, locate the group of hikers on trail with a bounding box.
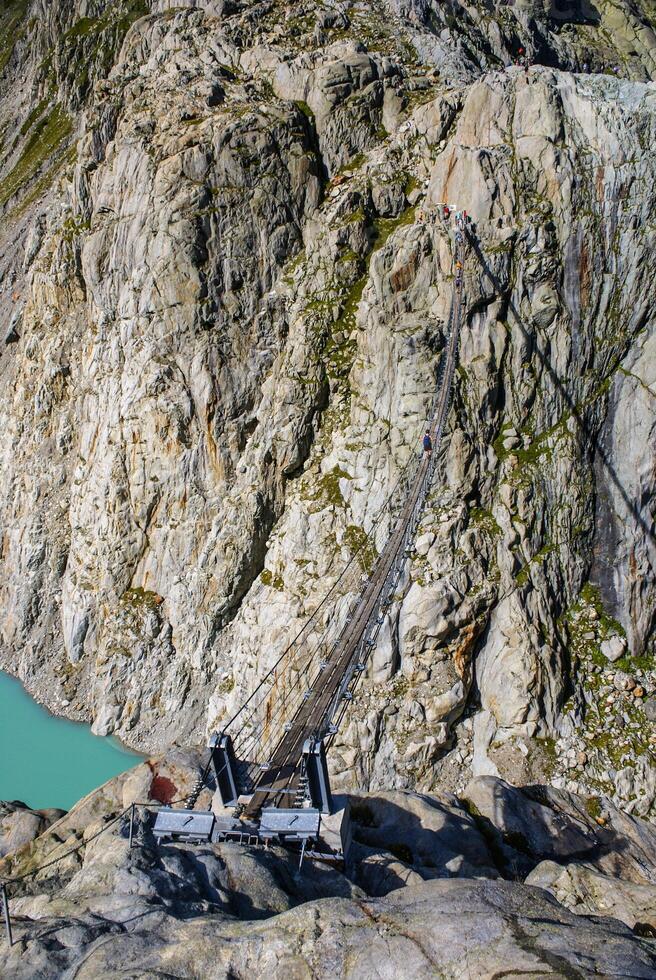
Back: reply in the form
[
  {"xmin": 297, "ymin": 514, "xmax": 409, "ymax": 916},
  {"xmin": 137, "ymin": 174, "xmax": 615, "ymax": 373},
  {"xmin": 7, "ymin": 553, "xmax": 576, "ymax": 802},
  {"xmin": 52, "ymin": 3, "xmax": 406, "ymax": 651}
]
[
  {"xmin": 440, "ymin": 205, "xmax": 467, "ymax": 285},
  {"xmin": 515, "ymin": 47, "xmax": 529, "ymax": 72}
]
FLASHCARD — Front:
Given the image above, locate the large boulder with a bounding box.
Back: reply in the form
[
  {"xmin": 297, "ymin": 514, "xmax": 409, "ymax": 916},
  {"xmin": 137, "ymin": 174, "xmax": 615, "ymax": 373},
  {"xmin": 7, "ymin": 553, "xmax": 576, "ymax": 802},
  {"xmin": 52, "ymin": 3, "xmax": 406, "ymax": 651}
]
[
  {"xmin": 349, "ymin": 790, "xmax": 499, "ymax": 889},
  {"xmin": 0, "ymin": 802, "xmax": 65, "ymax": 859},
  {"xmin": 464, "ymin": 776, "xmax": 656, "ymax": 884},
  {"xmin": 527, "ymin": 860, "xmax": 656, "ymax": 934}
]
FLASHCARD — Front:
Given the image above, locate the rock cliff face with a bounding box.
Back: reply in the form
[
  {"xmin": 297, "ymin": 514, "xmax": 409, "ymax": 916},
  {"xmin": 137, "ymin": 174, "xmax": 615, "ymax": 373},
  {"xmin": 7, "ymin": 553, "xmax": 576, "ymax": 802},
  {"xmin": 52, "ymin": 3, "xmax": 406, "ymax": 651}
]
[{"xmin": 0, "ymin": 0, "xmax": 655, "ymax": 817}]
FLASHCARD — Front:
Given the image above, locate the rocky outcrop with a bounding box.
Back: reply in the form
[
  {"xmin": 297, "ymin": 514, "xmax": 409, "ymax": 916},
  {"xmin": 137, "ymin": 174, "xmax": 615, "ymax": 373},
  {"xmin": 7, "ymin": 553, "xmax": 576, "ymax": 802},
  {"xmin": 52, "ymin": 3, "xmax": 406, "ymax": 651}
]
[
  {"xmin": 463, "ymin": 775, "xmax": 656, "ymax": 880},
  {"xmin": 4, "ymin": 877, "xmax": 655, "ymax": 978},
  {"xmin": 527, "ymin": 860, "xmax": 656, "ymax": 933},
  {"xmin": 0, "ymin": 802, "xmax": 65, "ymax": 859},
  {"xmin": 349, "ymin": 789, "xmax": 500, "ymax": 892},
  {"xmin": 0, "ymin": 0, "xmax": 655, "ymax": 822},
  {"xmin": 390, "ymin": 0, "xmax": 656, "ymax": 81},
  {"xmin": 1, "ymin": 763, "xmax": 655, "ymax": 976}
]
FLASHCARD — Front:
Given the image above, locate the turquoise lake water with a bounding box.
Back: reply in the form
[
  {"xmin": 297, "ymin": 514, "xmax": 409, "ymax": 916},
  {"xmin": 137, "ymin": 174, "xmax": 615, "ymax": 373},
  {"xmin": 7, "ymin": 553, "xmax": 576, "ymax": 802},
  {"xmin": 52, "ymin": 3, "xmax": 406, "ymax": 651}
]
[{"xmin": 0, "ymin": 670, "xmax": 140, "ymax": 811}]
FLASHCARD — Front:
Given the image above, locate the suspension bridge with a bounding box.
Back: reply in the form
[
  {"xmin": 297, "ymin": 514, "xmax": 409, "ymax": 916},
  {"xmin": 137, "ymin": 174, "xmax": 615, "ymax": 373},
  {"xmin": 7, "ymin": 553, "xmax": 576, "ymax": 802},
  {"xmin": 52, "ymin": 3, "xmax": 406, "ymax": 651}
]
[
  {"xmin": 0, "ymin": 208, "xmax": 471, "ymax": 937},
  {"xmin": 148, "ymin": 207, "xmax": 471, "ymax": 860}
]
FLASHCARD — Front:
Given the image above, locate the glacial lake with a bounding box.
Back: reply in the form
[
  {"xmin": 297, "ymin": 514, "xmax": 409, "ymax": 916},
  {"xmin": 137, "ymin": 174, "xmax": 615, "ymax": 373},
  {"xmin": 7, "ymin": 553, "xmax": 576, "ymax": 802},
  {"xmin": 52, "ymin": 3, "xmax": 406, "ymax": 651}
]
[{"xmin": 0, "ymin": 670, "xmax": 140, "ymax": 811}]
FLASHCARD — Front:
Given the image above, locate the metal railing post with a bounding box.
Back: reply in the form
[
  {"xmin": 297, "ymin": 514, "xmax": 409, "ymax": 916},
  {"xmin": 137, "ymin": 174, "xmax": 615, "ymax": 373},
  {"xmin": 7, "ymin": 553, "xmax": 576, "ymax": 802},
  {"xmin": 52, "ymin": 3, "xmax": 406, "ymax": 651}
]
[
  {"xmin": 2, "ymin": 883, "xmax": 13, "ymax": 948},
  {"xmin": 298, "ymin": 836, "xmax": 308, "ymax": 871}
]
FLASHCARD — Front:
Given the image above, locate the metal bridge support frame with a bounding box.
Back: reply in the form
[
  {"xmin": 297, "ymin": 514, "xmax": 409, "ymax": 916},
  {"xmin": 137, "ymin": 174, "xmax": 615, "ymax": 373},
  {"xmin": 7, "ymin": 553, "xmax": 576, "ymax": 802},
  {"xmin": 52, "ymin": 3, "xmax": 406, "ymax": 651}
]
[
  {"xmin": 302, "ymin": 738, "xmax": 333, "ymax": 814},
  {"xmin": 209, "ymin": 732, "xmax": 239, "ymax": 807}
]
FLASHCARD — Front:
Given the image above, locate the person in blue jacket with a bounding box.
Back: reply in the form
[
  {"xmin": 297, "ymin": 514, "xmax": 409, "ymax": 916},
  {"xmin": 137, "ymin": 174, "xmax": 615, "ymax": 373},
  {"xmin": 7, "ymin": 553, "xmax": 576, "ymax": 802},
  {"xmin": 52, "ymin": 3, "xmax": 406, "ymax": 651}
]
[{"xmin": 423, "ymin": 430, "xmax": 433, "ymax": 455}]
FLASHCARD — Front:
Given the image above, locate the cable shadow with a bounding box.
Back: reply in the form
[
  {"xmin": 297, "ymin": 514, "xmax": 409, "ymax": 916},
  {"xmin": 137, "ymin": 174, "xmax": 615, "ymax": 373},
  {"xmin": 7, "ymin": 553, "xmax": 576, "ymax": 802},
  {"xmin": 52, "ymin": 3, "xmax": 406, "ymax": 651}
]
[
  {"xmin": 349, "ymin": 792, "xmax": 498, "ymax": 895},
  {"xmin": 466, "ymin": 230, "xmax": 655, "ymax": 548}
]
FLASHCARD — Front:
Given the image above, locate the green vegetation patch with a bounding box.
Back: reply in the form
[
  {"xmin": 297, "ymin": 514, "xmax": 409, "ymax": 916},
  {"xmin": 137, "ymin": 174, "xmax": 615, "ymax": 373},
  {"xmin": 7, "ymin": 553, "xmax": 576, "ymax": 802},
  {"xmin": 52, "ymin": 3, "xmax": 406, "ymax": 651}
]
[
  {"xmin": 0, "ymin": 0, "xmax": 29, "ymax": 73},
  {"xmin": 579, "ymin": 583, "xmax": 624, "ymax": 640},
  {"xmin": 403, "ymin": 173, "xmax": 420, "ymax": 196},
  {"xmin": 9, "ymin": 144, "xmax": 76, "ymax": 219},
  {"xmin": 343, "ymin": 524, "xmax": 377, "ymax": 574},
  {"xmin": 493, "ymin": 410, "xmax": 579, "ymax": 490},
  {"xmin": 337, "ymin": 152, "xmax": 366, "ymax": 176},
  {"xmin": 63, "ymin": 16, "xmax": 100, "ymax": 40},
  {"xmin": 469, "ymin": 506, "xmax": 501, "ymax": 537},
  {"xmin": 403, "ymin": 83, "xmax": 439, "ymax": 112},
  {"xmin": 568, "ymin": 581, "xmax": 654, "ymax": 672},
  {"xmin": 560, "ymin": 584, "xmax": 654, "ymax": 777},
  {"xmin": 494, "ymin": 423, "xmax": 551, "ymax": 468},
  {"xmin": 295, "ymin": 100, "xmax": 314, "ymax": 121},
  {"xmin": 121, "ymin": 587, "xmax": 164, "ymax": 611},
  {"xmin": 20, "ymin": 95, "xmax": 53, "ymax": 137},
  {"xmin": 341, "ymin": 205, "xmax": 366, "ymax": 226},
  {"xmin": 260, "ymin": 569, "xmax": 284, "ymax": 590},
  {"xmin": 327, "ymin": 203, "xmax": 417, "ymax": 351},
  {"xmin": 563, "ymin": 581, "xmax": 626, "ymax": 669},
  {"xmin": 348, "ymin": 8, "xmax": 419, "ymax": 64},
  {"xmin": 583, "ymin": 795, "xmax": 602, "ymax": 820},
  {"xmin": 516, "ymin": 542, "xmax": 555, "ymax": 587},
  {"xmin": 324, "ymin": 301, "xmax": 360, "ymax": 380},
  {"xmin": 534, "ymin": 736, "xmax": 557, "ymax": 779},
  {"xmin": 282, "ymin": 247, "xmax": 306, "ymax": 285},
  {"xmin": 61, "ymin": 215, "xmax": 91, "ymax": 242},
  {"xmin": 319, "ymin": 465, "xmax": 351, "ymax": 506},
  {"xmin": 611, "ymin": 650, "xmax": 655, "ymax": 673},
  {"xmin": 372, "ymin": 205, "xmax": 417, "ymax": 251},
  {"xmin": 0, "ymin": 105, "xmax": 72, "ymax": 207}
]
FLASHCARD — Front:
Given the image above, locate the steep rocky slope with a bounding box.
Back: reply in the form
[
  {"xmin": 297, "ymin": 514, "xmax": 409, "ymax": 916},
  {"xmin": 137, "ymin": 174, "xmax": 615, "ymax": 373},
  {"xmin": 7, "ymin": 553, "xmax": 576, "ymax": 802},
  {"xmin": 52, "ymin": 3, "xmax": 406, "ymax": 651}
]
[{"xmin": 0, "ymin": 0, "xmax": 655, "ymax": 819}]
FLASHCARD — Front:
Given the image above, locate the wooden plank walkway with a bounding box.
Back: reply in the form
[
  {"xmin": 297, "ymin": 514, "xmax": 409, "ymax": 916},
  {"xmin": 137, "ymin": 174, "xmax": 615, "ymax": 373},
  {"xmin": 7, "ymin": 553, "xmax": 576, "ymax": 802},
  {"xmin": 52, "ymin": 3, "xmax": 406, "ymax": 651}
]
[{"xmin": 244, "ymin": 232, "xmax": 466, "ymax": 817}]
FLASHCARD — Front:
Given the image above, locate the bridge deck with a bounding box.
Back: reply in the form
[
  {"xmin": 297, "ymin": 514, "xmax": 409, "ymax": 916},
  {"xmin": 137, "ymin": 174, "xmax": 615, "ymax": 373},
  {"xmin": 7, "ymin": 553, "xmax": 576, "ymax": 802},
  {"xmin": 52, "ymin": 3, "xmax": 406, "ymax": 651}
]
[{"xmin": 244, "ymin": 254, "xmax": 464, "ymax": 817}]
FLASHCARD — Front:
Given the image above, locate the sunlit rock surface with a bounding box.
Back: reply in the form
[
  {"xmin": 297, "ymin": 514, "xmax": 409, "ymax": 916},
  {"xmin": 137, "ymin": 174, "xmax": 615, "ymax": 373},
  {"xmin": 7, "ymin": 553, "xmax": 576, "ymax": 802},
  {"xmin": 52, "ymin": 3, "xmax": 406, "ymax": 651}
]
[{"xmin": 0, "ymin": 0, "xmax": 654, "ymax": 822}]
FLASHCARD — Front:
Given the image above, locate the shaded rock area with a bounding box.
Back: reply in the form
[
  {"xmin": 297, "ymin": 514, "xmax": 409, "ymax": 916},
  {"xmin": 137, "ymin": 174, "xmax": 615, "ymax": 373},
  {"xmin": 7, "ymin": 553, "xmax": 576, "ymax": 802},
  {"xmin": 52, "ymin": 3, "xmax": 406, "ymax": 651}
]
[
  {"xmin": 463, "ymin": 775, "xmax": 656, "ymax": 887},
  {"xmin": 349, "ymin": 789, "xmax": 500, "ymax": 893},
  {"xmin": 0, "ymin": 760, "xmax": 655, "ymax": 975}
]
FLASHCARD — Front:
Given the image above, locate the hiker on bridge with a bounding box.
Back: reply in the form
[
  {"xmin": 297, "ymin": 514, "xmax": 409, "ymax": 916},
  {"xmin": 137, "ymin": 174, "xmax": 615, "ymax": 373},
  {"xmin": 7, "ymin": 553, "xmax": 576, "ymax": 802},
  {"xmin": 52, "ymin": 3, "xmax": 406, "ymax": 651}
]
[
  {"xmin": 423, "ymin": 430, "xmax": 433, "ymax": 456},
  {"xmin": 516, "ymin": 47, "xmax": 529, "ymax": 73}
]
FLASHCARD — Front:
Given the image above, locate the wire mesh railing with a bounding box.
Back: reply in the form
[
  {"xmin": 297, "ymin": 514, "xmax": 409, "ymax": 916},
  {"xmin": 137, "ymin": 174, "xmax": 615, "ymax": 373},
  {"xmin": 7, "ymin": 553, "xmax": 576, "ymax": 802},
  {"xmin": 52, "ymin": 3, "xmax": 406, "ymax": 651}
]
[
  {"xmin": 323, "ymin": 244, "xmax": 466, "ymax": 743},
  {"xmin": 221, "ymin": 211, "xmax": 468, "ymax": 797},
  {"xmin": 225, "ymin": 446, "xmax": 425, "ymax": 787}
]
